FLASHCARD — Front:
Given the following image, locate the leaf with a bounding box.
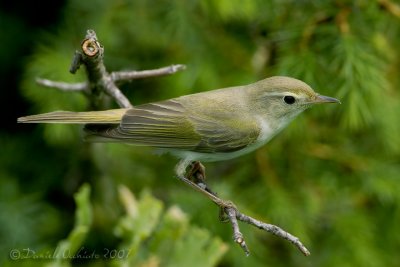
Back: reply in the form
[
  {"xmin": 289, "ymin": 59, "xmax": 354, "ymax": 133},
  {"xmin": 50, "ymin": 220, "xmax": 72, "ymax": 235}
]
[
  {"xmin": 112, "ymin": 186, "xmax": 227, "ymax": 267},
  {"xmin": 45, "ymin": 184, "xmax": 92, "ymax": 267}
]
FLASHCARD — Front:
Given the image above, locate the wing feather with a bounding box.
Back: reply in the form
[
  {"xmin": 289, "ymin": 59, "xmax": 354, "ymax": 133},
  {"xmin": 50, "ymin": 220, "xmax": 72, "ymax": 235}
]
[{"xmin": 85, "ymin": 98, "xmax": 261, "ymax": 153}]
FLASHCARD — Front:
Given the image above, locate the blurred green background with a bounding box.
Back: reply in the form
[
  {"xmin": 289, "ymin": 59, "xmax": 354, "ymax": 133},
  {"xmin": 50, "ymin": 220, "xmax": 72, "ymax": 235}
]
[{"xmin": 2, "ymin": 0, "xmax": 400, "ymax": 266}]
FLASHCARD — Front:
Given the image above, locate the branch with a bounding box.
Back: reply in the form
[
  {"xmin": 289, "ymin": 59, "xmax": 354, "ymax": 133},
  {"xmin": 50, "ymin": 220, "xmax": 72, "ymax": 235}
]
[
  {"xmin": 219, "ymin": 200, "xmax": 310, "ymax": 256},
  {"xmin": 111, "ymin": 64, "xmax": 186, "ymax": 83},
  {"xmin": 36, "ymin": 78, "xmax": 88, "ymax": 92},
  {"xmin": 233, "ymin": 207, "xmax": 310, "ymax": 256},
  {"xmin": 71, "ymin": 29, "xmax": 133, "ymax": 109},
  {"xmin": 224, "ymin": 207, "xmax": 250, "ymax": 256},
  {"xmin": 217, "ymin": 198, "xmax": 309, "ymax": 256},
  {"xmin": 36, "ymin": 29, "xmax": 186, "ymax": 109},
  {"xmin": 175, "ymin": 160, "xmax": 310, "ymax": 257}
]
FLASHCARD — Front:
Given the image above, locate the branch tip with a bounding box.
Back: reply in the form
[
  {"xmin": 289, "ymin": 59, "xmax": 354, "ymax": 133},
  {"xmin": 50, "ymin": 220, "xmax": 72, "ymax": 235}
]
[
  {"xmin": 70, "ymin": 51, "xmax": 83, "ymax": 74},
  {"xmin": 235, "ymin": 236, "xmax": 250, "ymax": 256},
  {"xmin": 85, "ymin": 29, "xmax": 97, "ymax": 39},
  {"xmin": 36, "ymin": 77, "xmax": 88, "ymax": 92},
  {"xmin": 170, "ymin": 64, "xmax": 186, "ymax": 73}
]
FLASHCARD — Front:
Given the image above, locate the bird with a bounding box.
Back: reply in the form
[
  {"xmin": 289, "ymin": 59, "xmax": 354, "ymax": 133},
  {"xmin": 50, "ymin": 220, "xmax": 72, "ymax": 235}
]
[{"xmin": 18, "ymin": 76, "xmax": 340, "ymax": 206}]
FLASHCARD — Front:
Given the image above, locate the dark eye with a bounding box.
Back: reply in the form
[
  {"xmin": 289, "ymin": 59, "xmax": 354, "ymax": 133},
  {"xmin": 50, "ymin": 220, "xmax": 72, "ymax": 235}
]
[{"xmin": 283, "ymin": 95, "xmax": 296, "ymax": 105}]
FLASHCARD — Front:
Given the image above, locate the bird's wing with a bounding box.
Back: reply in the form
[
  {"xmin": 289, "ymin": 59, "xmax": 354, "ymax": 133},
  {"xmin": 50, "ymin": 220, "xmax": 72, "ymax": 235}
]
[{"xmin": 85, "ymin": 98, "xmax": 260, "ymax": 153}]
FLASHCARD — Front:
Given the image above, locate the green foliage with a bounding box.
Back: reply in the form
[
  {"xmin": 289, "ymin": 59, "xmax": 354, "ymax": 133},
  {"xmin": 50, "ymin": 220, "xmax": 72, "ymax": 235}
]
[
  {"xmin": 45, "ymin": 184, "xmax": 92, "ymax": 267},
  {"xmin": 112, "ymin": 185, "xmax": 227, "ymax": 267},
  {"xmin": 2, "ymin": 184, "xmax": 91, "ymax": 267},
  {"xmin": 2, "ymin": 184, "xmax": 226, "ymax": 267},
  {"xmin": 333, "ymin": 34, "xmax": 386, "ymax": 130},
  {"xmin": 4, "ymin": 0, "xmax": 400, "ymax": 266}
]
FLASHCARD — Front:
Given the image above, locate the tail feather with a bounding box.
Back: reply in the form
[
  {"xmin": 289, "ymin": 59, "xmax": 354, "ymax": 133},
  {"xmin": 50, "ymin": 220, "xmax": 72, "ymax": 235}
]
[{"xmin": 17, "ymin": 109, "xmax": 128, "ymax": 124}]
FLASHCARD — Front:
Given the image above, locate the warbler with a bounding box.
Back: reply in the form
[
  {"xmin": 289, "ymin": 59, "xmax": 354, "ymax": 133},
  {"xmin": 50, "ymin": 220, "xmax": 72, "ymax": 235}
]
[
  {"xmin": 18, "ymin": 76, "xmax": 339, "ymax": 158},
  {"xmin": 18, "ymin": 76, "xmax": 339, "ymax": 206}
]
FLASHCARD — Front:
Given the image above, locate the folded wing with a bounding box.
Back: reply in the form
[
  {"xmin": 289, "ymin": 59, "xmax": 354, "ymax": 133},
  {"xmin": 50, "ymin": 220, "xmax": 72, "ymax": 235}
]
[{"xmin": 85, "ymin": 99, "xmax": 260, "ymax": 153}]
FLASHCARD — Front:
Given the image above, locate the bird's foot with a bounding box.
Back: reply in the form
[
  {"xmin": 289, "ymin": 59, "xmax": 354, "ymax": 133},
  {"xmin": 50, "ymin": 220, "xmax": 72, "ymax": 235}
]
[
  {"xmin": 186, "ymin": 161, "xmax": 238, "ymax": 222},
  {"xmin": 217, "ymin": 200, "xmax": 237, "ymax": 222},
  {"xmin": 187, "ymin": 161, "xmax": 220, "ymax": 196}
]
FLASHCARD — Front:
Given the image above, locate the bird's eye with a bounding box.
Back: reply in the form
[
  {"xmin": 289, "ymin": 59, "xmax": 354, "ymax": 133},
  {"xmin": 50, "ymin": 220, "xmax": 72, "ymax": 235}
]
[{"xmin": 283, "ymin": 95, "xmax": 296, "ymax": 105}]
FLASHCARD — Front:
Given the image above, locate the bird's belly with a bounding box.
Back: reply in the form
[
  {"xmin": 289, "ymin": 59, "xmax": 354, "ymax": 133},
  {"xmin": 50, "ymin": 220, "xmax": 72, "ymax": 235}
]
[
  {"xmin": 168, "ymin": 138, "xmax": 269, "ymax": 162},
  {"xmin": 164, "ymin": 117, "xmax": 284, "ymax": 162}
]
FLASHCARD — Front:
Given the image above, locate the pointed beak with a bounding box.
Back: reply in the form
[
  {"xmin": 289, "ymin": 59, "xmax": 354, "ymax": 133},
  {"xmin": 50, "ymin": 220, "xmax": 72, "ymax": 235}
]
[{"xmin": 313, "ymin": 94, "xmax": 341, "ymax": 104}]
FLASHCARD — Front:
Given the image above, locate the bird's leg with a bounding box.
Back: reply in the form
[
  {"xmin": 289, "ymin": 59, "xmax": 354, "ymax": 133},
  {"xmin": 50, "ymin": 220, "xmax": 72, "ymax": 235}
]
[
  {"xmin": 187, "ymin": 161, "xmax": 220, "ymax": 196},
  {"xmin": 175, "ymin": 159, "xmax": 236, "ymax": 222},
  {"xmin": 175, "ymin": 160, "xmax": 250, "ymax": 254},
  {"xmin": 186, "ymin": 161, "xmax": 207, "ymax": 188},
  {"xmin": 187, "ymin": 161, "xmax": 232, "ymax": 222}
]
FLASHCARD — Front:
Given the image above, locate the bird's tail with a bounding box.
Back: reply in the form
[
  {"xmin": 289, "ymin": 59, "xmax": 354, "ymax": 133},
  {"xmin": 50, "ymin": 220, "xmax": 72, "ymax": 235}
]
[{"xmin": 17, "ymin": 109, "xmax": 128, "ymax": 124}]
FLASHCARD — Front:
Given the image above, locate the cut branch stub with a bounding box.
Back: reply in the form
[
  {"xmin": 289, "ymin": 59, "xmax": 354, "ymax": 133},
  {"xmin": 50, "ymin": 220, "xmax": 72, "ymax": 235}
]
[
  {"xmin": 81, "ymin": 32, "xmax": 103, "ymax": 58},
  {"xmin": 82, "ymin": 38, "xmax": 100, "ymax": 57},
  {"xmin": 70, "ymin": 29, "xmax": 103, "ymax": 74}
]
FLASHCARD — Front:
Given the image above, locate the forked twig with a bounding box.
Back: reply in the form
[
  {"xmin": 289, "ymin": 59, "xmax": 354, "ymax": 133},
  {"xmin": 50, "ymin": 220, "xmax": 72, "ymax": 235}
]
[
  {"xmin": 37, "ymin": 29, "xmax": 186, "ymax": 109},
  {"xmin": 175, "ymin": 160, "xmax": 310, "ymax": 256}
]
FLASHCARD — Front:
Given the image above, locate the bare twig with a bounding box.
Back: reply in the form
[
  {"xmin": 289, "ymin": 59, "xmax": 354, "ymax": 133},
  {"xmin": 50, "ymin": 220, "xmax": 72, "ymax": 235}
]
[
  {"xmin": 36, "ymin": 78, "xmax": 88, "ymax": 92},
  {"xmin": 74, "ymin": 29, "xmax": 133, "ymax": 108},
  {"xmin": 111, "ymin": 64, "xmax": 186, "ymax": 83},
  {"xmin": 36, "ymin": 29, "xmax": 185, "ymax": 109},
  {"xmin": 175, "ymin": 159, "xmax": 310, "ymax": 256},
  {"xmin": 225, "ymin": 207, "xmax": 250, "ymax": 256},
  {"xmin": 70, "ymin": 51, "xmax": 83, "ymax": 74},
  {"xmin": 217, "ymin": 197, "xmax": 310, "ymax": 256},
  {"xmin": 235, "ymin": 208, "xmax": 310, "ymax": 256}
]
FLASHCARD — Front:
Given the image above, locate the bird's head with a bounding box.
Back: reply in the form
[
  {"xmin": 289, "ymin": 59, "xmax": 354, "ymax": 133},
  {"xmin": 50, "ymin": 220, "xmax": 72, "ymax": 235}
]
[{"xmin": 248, "ymin": 76, "xmax": 340, "ymax": 128}]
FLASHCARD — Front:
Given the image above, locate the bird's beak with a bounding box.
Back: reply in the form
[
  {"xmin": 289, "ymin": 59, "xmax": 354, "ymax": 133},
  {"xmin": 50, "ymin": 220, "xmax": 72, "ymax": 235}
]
[{"xmin": 313, "ymin": 94, "xmax": 341, "ymax": 104}]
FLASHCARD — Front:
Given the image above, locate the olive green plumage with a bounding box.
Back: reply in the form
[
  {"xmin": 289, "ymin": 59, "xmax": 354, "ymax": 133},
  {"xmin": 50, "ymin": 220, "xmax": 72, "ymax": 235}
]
[{"xmin": 18, "ymin": 76, "xmax": 340, "ymax": 162}]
